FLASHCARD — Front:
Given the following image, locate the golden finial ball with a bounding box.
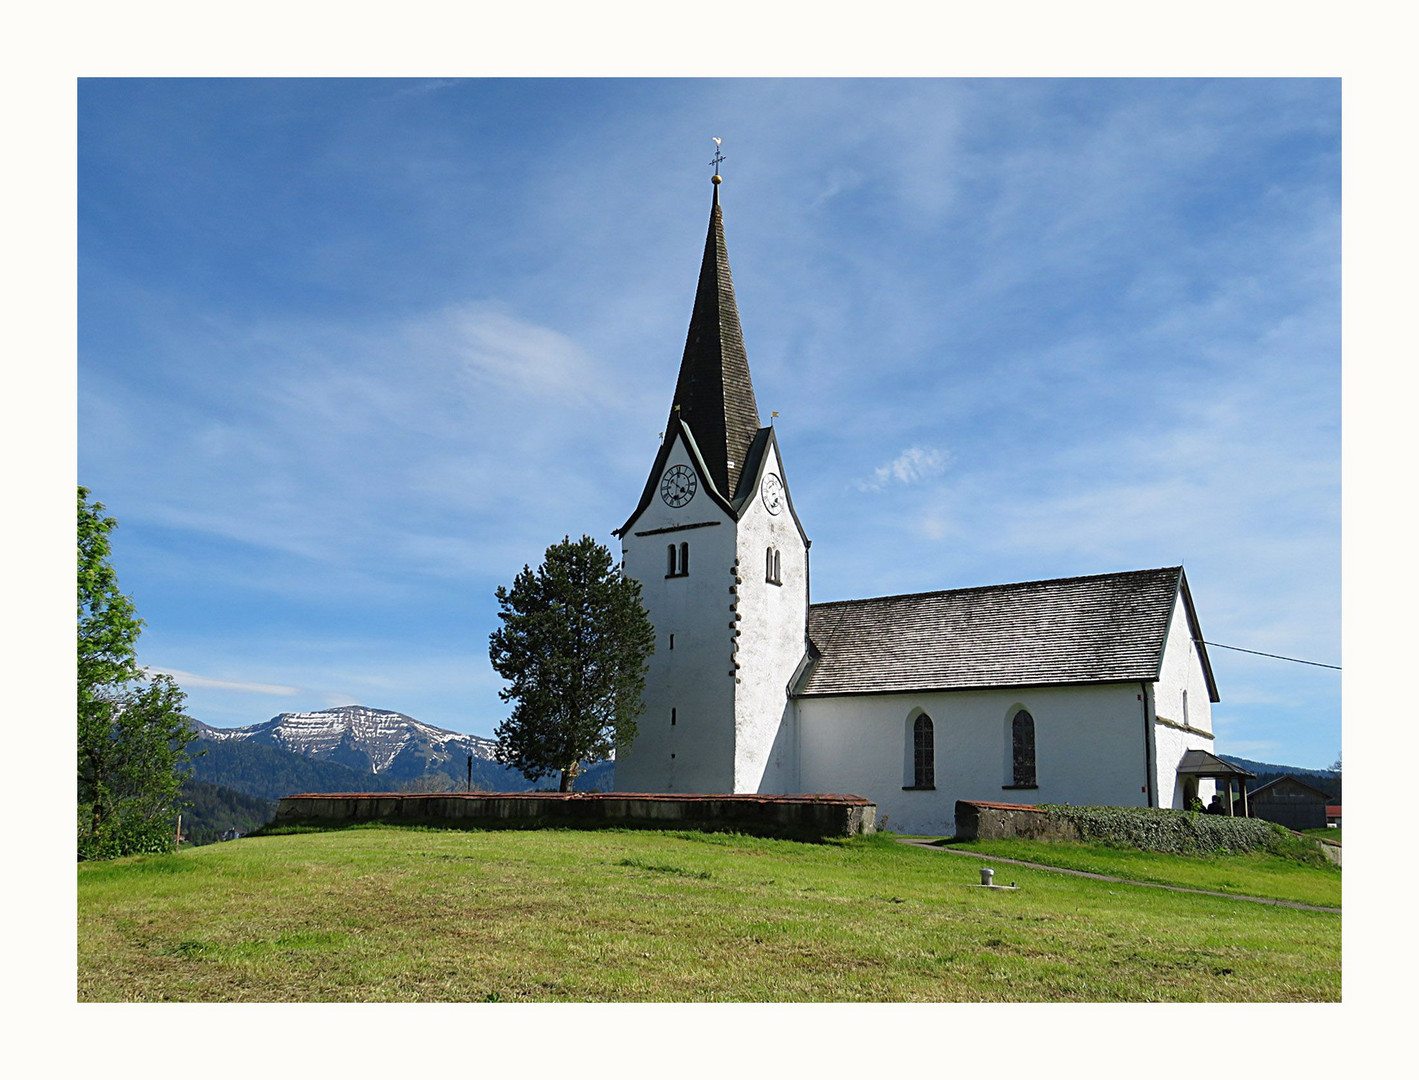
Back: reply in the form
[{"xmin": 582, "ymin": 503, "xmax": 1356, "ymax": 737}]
[{"xmin": 712, "ymin": 174, "xmax": 722, "ymax": 184}]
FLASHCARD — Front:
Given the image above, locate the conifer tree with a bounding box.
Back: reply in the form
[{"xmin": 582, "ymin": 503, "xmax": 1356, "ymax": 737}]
[{"xmin": 489, "ymin": 536, "xmax": 655, "ymax": 792}]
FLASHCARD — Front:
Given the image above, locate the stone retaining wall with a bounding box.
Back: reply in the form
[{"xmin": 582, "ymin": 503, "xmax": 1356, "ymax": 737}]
[
  {"xmin": 274, "ymin": 791, "xmax": 876, "ymax": 840},
  {"xmin": 953, "ymin": 799, "xmax": 1082, "ymax": 842}
]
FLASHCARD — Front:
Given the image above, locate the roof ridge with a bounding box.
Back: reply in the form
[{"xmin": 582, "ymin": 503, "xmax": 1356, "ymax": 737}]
[{"xmin": 808, "ymin": 566, "xmax": 1182, "ymax": 610}]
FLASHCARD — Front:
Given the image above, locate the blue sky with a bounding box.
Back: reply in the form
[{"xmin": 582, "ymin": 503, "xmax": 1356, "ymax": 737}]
[{"xmin": 77, "ymin": 78, "xmax": 1340, "ymax": 768}]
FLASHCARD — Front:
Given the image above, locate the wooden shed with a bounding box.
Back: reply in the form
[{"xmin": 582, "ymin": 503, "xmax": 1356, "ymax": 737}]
[{"xmin": 1246, "ymin": 774, "xmax": 1332, "ymax": 831}]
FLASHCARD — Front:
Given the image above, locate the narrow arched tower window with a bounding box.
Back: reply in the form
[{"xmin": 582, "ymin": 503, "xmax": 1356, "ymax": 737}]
[
  {"xmin": 765, "ymin": 546, "xmax": 782, "ymax": 585},
  {"xmin": 913, "ymin": 714, "xmax": 934, "ymax": 789},
  {"xmin": 1012, "ymin": 709, "xmax": 1036, "ymax": 787},
  {"xmin": 667, "ymin": 542, "xmax": 689, "ymax": 578}
]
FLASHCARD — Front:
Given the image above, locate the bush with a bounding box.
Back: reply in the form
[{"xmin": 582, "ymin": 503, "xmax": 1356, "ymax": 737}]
[
  {"xmin": 78, "ymin": 803, "xmax": 179, "ymax": 861},
  {"xmin": 1038, "ymin": 805, "xmax": 1330, "ymax": 865}
]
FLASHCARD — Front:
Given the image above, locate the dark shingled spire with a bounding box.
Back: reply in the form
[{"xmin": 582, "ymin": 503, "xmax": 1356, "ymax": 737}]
[{"xmin": 668, "ymin": 180, "xmax": 761, "ymax": 499}]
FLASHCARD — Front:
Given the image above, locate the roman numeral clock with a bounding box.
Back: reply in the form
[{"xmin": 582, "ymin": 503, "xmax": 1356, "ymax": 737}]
[{"xmin": 660, "ymin": 464, "xmax": 697, "ymax": 508}]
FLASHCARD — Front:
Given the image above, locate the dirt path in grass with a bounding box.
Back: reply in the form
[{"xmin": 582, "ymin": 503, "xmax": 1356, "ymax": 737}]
[{"xmin": 897, "ymin": 838, "xmax": 1341, "ymax": 913}]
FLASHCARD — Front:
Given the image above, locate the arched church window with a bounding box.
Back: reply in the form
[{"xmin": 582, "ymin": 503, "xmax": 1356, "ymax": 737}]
[
  {"xmin": 680, "ymin": 542, "xmax": 689, "ymax": 576},
  {"xmin": 667, "ymin": 544, "xmax": 676, "ymax": 576},
  {"xmin": 1012, "ymin": 710, "xmax": 1036, "ymax": 787},
  {"xmin": 913, "ymin": 714, "xmax": 934, "ymax": 789}
]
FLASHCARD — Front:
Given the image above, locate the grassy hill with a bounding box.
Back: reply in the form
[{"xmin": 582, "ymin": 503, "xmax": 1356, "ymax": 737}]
[{"xmin": 78, "ymin": 826, "xmax": 1339, "ymax": 1002}]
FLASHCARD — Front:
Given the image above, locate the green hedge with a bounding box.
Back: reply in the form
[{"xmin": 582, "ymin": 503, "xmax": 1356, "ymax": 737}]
[{"xmin": 1039, "ymin": 805, "xmax": 1326, "ymax": 863}]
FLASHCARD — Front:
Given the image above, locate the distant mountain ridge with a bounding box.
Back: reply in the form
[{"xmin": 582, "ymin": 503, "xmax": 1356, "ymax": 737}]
[
  {"xmin": 1218, "ymin": 755, "xmax": 1338, "ymax": 781},
  {"xmin": 189, "ymin": 736, "xmax": 393, "ymax": 802},
  {"xmin": 195, "ymin": 705, "xmax": 502, "ymax": 784},
  {"xmin": 1220, "ymin": 755, "xmax": 1340, "ymax": 802},
  {"xmin": 191, "ymin": 705, "xmax": 614, "ymax": 798}
]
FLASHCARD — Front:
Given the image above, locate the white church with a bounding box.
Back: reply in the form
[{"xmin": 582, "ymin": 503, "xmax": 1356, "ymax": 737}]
[{"xmin": 613, "ymin": 176, "xmax": 1237, "ymax": 835}]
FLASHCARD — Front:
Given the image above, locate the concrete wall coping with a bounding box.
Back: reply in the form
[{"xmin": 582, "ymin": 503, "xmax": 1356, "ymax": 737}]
[
  {"xmin": 957, "ymin": 799, "xmax": 1045, "ymax": 814},
  {"xmin": 281, "ymin": 791, "xmax": 875, "ymax": 806}
]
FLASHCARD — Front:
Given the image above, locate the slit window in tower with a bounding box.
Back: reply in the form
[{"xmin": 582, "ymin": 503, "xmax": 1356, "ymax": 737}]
[
  {"xmin": 667, "ymin": 543, "xmax": 689, "ymax": 578},
  {"xmin": 765, "ymin": 546, "xmax": 782, "ymax": 585}
]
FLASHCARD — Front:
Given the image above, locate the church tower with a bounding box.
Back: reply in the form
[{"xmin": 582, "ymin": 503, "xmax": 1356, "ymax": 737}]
[{"xmin": 614, "ymin": 175, "xmax": 811, "ymax": 794}]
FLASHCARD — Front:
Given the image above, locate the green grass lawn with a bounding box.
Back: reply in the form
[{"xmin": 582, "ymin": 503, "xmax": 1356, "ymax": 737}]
[
  {"xmin": 939, "ymin": 837, "xmax": 1340, "ymax": 908},
  {"xmin": 1302, "ymin": 827, "xmax": 1341, "ymax": 845},
  {"xmin": 77, "ymin": 826, "xmax": 1340, "ymax": 1003}
]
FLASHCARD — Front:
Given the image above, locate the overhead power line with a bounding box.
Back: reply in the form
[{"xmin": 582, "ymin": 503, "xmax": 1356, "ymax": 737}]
[{"xmin": 1196, "ymin": 640, "xmax": 1340, "ymax": 671}]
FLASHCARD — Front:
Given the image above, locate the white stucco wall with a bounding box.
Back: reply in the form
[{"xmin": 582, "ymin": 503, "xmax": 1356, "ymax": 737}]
[
  {"xmin": 617, "ymin": 434, "xmax": 810, "ymax": 795},
  {"xmin": 730, "ymin": 440, "xmax": 808, "ymax": 794},
  {"xmin": 616, "ymin": 433, "xmax": 739, "ymax": 793},
  {"xmin": 1151, "ymin": 591, "xmax": 1220, "ymax": 808},
  {"xmin": 796, "ymin": 683, "xmax": 1155, "ymax": 835},
  {"xmin": 617, "ymin": 431, "xmax": 1224, "ymax": 821}
]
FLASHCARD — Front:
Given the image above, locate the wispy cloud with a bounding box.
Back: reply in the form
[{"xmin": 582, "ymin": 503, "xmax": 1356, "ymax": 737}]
[
  {"xmin": 410, "ymin": 303, "xmax": 607, "ymax": 406},
  {"xmin": 146, "ymin": 668, "xmax": 300, "ymax": 696},
  {"xmin": 854, "ymin": 447, "xmax": 950, "ymax": 492},
  {"xmin": 1212, "ymin": 739, "xmax": 1280, "ymax": 760},
  {"xmin": 387, "ymin": 79, "xmax": 463, "ymax": 100}
]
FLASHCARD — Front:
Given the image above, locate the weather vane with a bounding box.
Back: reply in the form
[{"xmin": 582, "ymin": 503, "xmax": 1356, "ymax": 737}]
[{"xmin": 710, "ymin": 137, "xmax": 725, "ymax": 179}]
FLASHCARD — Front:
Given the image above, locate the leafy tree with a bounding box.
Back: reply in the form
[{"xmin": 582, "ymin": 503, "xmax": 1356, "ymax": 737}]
[
  {"xmin": 77, "ymin": 487, "xmax": 196, "ymax": 859},
  {"xmin": 78, "ymin": 487, "xmax": 143, "ymax": 699},
  {"xmin": 489, "ymin": 535, "xmax": 655, "ymax": 792}
]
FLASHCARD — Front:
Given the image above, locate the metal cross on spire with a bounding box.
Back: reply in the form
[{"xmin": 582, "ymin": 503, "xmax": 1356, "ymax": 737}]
[{"xmin": 710, "ymin": 137, "xmax": 725, "ymax": 178}]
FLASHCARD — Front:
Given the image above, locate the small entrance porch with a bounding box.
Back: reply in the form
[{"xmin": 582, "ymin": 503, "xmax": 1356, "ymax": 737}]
[{"xmin": 1178, "ymin": 748, "xmax": 1256, "ymax": 816}]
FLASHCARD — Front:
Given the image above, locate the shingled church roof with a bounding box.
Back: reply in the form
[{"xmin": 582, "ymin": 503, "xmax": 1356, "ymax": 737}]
[
  {"xmin": 617, "ymin": 179, "xmax": 772, "ymax": 537},
  {"xmin": 796, "ymin": 566, "xmax": 1218, "ymax": 699},
  {"xmin": 667, "ymin": 179, "xmax": 761, "ymax": 501}
]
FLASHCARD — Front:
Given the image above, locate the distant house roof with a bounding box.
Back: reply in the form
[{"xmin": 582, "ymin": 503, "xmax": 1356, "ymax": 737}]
[
  {"xmin": 1326, "ymin": 805, "xmax": 1342, "ymax": 819},
  {"xmin": 795, "ymin": 566, "xmax": 1219, "ymax": 700},
  {"xmin": 1247, "ymin": 774, "xmax": 1334, "ymax": 801},
  {"xmin": 1177, "ymin": 749, "xmax": 1255, "ymax": 778}
]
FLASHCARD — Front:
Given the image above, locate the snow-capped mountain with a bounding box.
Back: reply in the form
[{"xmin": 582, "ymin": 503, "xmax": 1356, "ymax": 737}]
[
  {"xmin": 193, "ymin": 705, "xmax": 616, "ymax": 794},
  {"xmin": 196, "ymin": 705, "xmax": 501, "ymax": 781}
]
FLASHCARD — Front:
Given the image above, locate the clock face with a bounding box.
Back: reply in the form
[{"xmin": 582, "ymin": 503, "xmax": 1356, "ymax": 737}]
[
  {"xmin": 761, "ymin": 472, "xmax": 784, "ymax": 515},
  {"xmin": 660, "ymin": 464, "xmax": 697, "ymax": 508}
]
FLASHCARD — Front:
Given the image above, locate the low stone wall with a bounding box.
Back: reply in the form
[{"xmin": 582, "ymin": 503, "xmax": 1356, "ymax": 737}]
[
  {"xmin": 953, "ymin": 800, "xmax": 1082, "ymax": 842},
  {"xmin": 274, "ymin": 791, "xmax": 877, "ymax": 840}
]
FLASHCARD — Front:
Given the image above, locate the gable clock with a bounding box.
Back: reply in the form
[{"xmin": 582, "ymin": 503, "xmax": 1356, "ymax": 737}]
[
  {"xmin": 760, "ymin": 472, "xmax": 784, "ymax": 515},
  {"xmin": 660, "ymin": 464, "xmax": 697, "ymax": 508}
]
